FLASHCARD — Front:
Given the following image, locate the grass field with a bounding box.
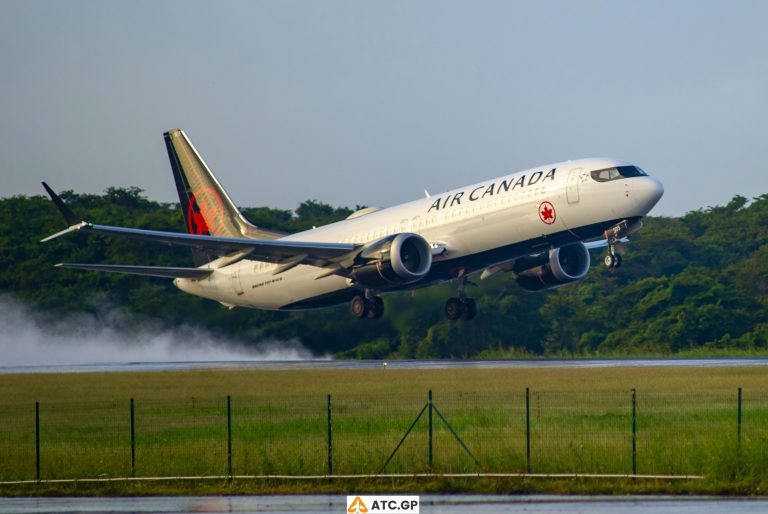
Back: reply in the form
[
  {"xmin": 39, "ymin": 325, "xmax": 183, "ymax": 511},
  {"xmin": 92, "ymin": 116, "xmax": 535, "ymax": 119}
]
[{"xmin": 1, "ymin": 365, "xmax": 768, "ymax": 495}]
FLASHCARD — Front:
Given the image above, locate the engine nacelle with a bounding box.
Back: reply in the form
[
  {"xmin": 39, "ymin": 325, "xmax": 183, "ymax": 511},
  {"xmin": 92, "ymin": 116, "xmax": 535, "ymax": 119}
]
[
  {"xmin": 350, "ymin": 233, "xmax": 432, "ymax": 287},
  {"xmin": 515, "ymin": 242, "xmax": 591, "ymax": 292}
]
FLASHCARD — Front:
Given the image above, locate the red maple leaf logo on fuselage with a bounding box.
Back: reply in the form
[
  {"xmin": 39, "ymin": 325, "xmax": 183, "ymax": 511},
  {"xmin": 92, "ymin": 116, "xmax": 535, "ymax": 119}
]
[{"xmin": 539, "ymin": 202, "xmax": 556, "ymax": 224}]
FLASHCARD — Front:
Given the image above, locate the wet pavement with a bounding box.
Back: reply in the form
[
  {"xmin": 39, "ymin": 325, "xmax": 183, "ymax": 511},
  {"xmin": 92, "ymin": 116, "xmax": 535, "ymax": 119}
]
[{"xmin": 2, "ymin": 495, "xmax": 768, "ymax": 514}]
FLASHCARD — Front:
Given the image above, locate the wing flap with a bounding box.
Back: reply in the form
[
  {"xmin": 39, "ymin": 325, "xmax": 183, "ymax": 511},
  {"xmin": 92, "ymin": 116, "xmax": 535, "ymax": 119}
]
[{"xmin": 55, "ymin": 263, "xmax": 213, "ymax": 279}]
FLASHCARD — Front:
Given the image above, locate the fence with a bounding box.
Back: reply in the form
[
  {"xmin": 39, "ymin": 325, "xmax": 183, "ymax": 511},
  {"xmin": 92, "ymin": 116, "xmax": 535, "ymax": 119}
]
[{"xmin": 1, "ymin": 388, "xmax": 766, "ymax": 481}]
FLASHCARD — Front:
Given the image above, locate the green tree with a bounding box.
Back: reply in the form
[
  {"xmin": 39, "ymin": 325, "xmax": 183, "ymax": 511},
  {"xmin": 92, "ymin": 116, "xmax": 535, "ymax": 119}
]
[{"xmin": 3, "ymin": 188, "xmax": 768, "ymax": 359}]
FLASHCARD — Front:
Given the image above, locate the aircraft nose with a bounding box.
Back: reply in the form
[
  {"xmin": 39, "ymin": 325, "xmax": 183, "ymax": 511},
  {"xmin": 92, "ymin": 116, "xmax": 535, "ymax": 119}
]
[{"xmin": 634, "ymin": 176, "xmax": 664, "ymax": 213}]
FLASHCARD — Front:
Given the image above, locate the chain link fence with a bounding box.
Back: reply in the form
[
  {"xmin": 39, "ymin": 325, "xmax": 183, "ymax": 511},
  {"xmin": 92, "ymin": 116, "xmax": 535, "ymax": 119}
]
[{"xmin": 1, "ymin": 388, "xmax": 765, "ymax": 481}]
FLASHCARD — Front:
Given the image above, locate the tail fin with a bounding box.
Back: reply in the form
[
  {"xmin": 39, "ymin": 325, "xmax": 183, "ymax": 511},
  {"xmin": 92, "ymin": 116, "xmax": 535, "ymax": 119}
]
[{"xmin": 164, "ymin": 128, "xmax": 286, "ymax": 240}]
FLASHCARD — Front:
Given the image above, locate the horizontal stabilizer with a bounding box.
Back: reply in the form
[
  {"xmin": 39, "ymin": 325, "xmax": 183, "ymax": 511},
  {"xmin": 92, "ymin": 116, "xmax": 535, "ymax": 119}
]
[{"xmin": 55, "ymin": 263, "xmax": 213, "ymax": 279}]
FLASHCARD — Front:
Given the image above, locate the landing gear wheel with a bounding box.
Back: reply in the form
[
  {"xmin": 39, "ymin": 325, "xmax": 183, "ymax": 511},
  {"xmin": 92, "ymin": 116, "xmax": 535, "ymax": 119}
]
[
  {"xmin": 445, "ymin": 297, "xmax": 463, "ymax": 321},
  {"xmin": 367, "ymin": 296, "xmax": 384, "ymax": 319},
  {"xmin": 445, "ymin": 297, "xmax": 477, "ymax": 320},
  {"xmin": 351, "ymin": 295, "xmax": 369, "ymax": 319},
  {"xmin": 461, "ymin": 298, "xmax": 477, "ymax": 320},
  {"xmin": 351, "ymin": 294, "xmax": 384, "ymax": 319},
  {"xmin": 446, "ymin": 276, "xmax": 478, "ymax": 320},
  {"xmin": 604, "ymin": 253, "xmax": 623, "ymax": 269}
]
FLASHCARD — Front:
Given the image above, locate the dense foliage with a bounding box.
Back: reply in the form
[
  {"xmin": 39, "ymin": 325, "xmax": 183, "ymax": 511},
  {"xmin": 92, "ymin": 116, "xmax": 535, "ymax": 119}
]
[{"xmin": 2, "ymin": 189, "xmax": 767, "ymax": 357}]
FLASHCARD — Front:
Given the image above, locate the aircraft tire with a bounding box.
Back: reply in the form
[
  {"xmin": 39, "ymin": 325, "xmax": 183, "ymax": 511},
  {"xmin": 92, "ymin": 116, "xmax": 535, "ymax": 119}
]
[
  {"xmin": 445, "ymin": 297, "xmax": 463, "ymax": 321},
  {"xmin": 461, "ymin": 298, "xmax": 477, "ymax": 320},
  {"xmin": 604, "ymin": 254, "xmax": 617, "ymax": 268},
  {"xmin": 367, "ymin": 296, "xmax": 384, "ymax": 319},
  {"xmin": 612, "ymin": 254, "xmax": 623, "ymax": 268},
  {"xmin": 351, "ymin": 295, "xmax": 369, "ymax": 319}
]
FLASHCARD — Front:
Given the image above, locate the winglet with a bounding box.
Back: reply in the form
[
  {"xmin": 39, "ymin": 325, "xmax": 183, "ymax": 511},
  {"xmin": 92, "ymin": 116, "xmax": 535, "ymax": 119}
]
[
  {"xmin": 41, "ymin": 221, "xmax": 88, "ymax": 243},
  {"xmin": 42, "ymin": 182, "xmax": 81, "ymax": 225}
]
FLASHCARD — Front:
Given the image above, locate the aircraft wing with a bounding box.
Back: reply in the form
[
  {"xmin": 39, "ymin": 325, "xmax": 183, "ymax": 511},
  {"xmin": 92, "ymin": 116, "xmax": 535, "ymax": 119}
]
[
  {"xmin": 42, "ymin": 221, "xmax": 357, "ymax": 263},
  {"xmin": 41, "ymin": 183, "xmax": 359, "ymax": 268}
]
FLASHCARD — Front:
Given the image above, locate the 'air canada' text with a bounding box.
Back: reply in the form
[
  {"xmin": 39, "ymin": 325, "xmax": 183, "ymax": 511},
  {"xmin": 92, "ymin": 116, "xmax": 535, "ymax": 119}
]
[{"xmin": 427, "ymin": 168, "xmax": 557, "ymax": 213}]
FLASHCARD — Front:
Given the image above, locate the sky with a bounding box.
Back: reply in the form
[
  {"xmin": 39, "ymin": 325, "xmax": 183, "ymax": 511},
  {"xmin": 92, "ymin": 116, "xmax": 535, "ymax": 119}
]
[{"xmin": 1, "ymin": 0, "xmax": 766, "ymax": 217}]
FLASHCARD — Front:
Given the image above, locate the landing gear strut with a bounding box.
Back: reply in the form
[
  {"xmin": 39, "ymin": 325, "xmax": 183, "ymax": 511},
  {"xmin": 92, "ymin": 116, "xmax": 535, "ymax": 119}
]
[
  {"xmin": 445, "ymin": 276, "xmax": 477, "ymax": 321},
  {"xmin": 602, "ymin": 219, "xmax": 640, "ymax": 269},
  {"xmin": 351, "ymin": 291, "xmax": 384, "ymax": 319}
]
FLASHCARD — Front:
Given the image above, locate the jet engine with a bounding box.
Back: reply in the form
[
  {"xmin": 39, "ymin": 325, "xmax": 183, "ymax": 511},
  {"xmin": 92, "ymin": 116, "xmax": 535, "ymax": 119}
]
[
  {"xmin": 514, "ymin": 242, "xmax": 591, "ymax": 292},
  {"xmin": 350, "ymin": 233, "xmax": 432, "ymax": 287}
]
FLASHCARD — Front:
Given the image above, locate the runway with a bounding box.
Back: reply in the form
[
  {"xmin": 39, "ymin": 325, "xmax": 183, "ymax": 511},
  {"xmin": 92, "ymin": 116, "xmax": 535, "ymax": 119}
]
[{"xmin": 2, "ymin": 357, "xmax": 768, "ymax": 374}]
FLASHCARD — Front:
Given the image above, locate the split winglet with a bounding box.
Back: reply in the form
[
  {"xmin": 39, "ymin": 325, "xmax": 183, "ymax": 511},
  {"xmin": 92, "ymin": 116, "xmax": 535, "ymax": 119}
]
[
  {"xmin": 41, "ymin": 221, "xmax": 89, "ymax": 243},
  {"xmin": 42, "ymin": 182, "xmax": 80, "ymax": 225}
]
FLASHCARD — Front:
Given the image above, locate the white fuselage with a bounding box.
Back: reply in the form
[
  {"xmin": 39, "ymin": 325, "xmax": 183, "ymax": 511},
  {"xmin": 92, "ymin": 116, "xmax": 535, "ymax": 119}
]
[{"xmin": 174, "ymin": 158, "xmax": 664, "ymax": 310}]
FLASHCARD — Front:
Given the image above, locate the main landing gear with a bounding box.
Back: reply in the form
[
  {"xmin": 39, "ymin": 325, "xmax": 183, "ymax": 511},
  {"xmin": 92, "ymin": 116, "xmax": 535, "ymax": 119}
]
[
  {"xmin": 445, "ymin": 276, "xmax": 477, "ymax": 321},
  {"xmin": 445, "ymin": 297, "xmax": 476, "ymax": 321},
  {"xmin": 350, "ymin": 277, "xmax": 480, "ymax": 321},
  {"xmin": 351, "ymin": 291, "xmax": 384, "ymax": 319}
]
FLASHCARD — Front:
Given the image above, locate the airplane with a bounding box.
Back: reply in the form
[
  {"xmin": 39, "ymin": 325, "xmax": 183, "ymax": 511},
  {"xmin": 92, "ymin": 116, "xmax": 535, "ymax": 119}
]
[{"xmin": 42, "ymin": 128, "xmax": 664, "ymax": 320}]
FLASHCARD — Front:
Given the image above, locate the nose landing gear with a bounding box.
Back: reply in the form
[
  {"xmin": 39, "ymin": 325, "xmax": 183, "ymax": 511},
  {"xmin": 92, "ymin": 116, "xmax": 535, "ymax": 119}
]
[
  {"xmin": 602, "ymin": 219, "xmax": 641, "ymax": 269},
  {"xmin": 604, "ymin": 245, "xmax": 622, "ymax": 269}
]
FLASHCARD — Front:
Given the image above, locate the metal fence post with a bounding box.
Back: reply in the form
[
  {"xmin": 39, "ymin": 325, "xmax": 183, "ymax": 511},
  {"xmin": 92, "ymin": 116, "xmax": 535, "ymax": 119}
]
[
  {"xmin": 525, "ymin": 388, "xmax": 531, "ymax": 474},
  {"xmin": 738, "ymin": 387, "xmax": 743, "ymax": 448},
  {"xmin": 35, "ymin": 401, "xmax": 40, "ymax": 481},
  {"xmin": 428, "ymin": 390, "xmax": 433, "ymax": 470},
  {"xmin": 130, "ymin": 398, "xmax": 136, "ymax": 476},
  {"xmin": 327, "ymin": 394, "xmax": 333, "ymax": 475},
  {"xmin": 631, "ymin": 388, "xmax": 637, "ymax": 476},
  {"xmin": 227, "ymin": 395, "xmax": 232, "ymax": 478}
]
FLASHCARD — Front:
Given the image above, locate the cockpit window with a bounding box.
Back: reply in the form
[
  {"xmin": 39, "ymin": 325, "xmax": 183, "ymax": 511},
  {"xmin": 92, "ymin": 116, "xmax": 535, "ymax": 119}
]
[
  {"xmin": 590, "ymin": 166, "xmax": 647, "ymax": 182},
  {"xmin": 591, "ymin": 167, "xmax": 621, "ymax": 182}
]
